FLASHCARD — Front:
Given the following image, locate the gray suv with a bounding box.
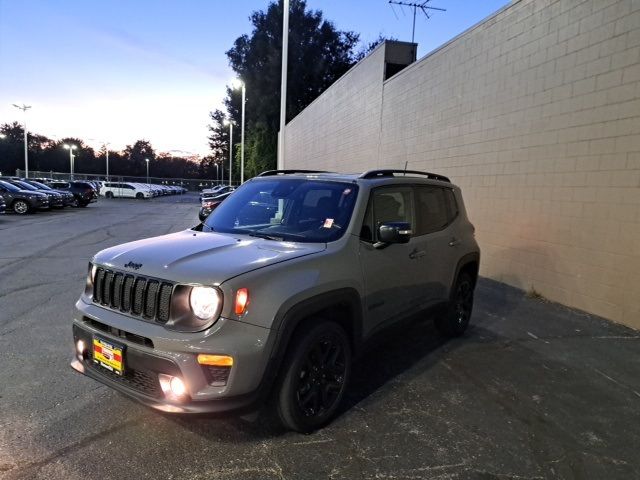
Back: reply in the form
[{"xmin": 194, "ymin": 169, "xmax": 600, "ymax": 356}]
[{"xmin": 71, "ymin": 169, "xmax": 480, "ymax": 432}]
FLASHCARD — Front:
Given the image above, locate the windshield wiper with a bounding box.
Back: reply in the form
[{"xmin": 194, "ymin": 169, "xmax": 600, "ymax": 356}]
[{"xmin": 248, "ymin": 231, "xmax": 284, "ymax": 241}]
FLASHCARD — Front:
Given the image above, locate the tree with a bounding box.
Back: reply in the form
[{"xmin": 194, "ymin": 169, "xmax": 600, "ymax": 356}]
[
  {"xmin": 210, "ymin": 0, "xmax": 383, "ymax": 178},
  {"xmin": 124, "ymin": 140, "xmax": 155, "ymax": 177}
]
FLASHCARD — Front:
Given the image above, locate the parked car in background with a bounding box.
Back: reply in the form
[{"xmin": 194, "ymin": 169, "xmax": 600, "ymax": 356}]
[
  {"xmin": 22, "ymin": 180, "xmax": 76, "ymax": 207},
  {"xmin": 7, "ymin": 179, "xmax": 65, "ymax": 208},
  {"xmin": 200, "ymin": 185, "xmax": 234, "ymax": 202},
  {"xmin": 101, "ymin": 182, "xmax": 153, "ymax": 199},
  {"xmin": 47, "ymin": 180, "xmax": 97, "ymax": 207},
  {"xmin": 0, "ymin": 179, "xmax": 50, "ymax": 214},
  {"xmin": 198, "ymin": 191, "xmax": 233, "ymax": 221}
]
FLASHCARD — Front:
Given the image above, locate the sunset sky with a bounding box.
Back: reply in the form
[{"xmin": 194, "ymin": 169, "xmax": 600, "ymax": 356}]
[{"xmin": 0, "ymin": 0, "xmax": 508, "ymax": 156}]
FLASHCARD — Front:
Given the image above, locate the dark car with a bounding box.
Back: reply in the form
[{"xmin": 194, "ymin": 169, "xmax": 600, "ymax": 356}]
[
  {"xmin": 198, "ymin": 191, "xmax": 233, "ymax": 222},
  {"xmin": 199, "ymin": 185, "xmax": 234, "ymax": 202},
  {"xmin": 22, "ymin": 179, "xmax": 75, "ymax": 207},
  {"xmin": 47, "ymin": 181, "xmax": 97, "ymax": 207},
  {"xmin": 7, "ymin": 179, "xmax": 65, "ymax": 208},
  {"xmin": 0, "ymin": 196, "xmax": 5, "ymax": 215},
  {"xmin": 0, "ymin": 180, "xmax": 50, "ymax": 214}
]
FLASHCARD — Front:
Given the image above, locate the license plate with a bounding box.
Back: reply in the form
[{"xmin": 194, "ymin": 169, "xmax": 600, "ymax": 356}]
[{"xmin": 93, "ymin": 337, "xmax": 124, "ymax": 376}]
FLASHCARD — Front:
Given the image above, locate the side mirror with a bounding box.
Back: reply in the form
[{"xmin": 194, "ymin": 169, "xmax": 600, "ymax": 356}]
[{"xmin": 376, "ymin": 222, "xmax": 412, "ymax": 247}]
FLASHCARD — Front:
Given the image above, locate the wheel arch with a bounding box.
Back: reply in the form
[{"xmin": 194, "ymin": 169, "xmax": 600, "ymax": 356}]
[
  {"xmin": 257, "ymin": 288, "xmax": 363, "ymax": 399},
  {"xmin": 450, "ymin": 252, "xmax": 480, "ymax": 297}
]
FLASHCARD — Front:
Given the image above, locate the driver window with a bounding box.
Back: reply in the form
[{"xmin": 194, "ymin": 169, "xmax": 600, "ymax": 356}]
[{"xmin": 361, "ymin": 187, "xmax": 414, "ymax": 242}]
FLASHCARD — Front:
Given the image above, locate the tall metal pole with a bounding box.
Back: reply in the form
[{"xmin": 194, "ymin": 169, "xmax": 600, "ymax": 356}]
[
  {"xmin": 105, "ymin": 144, "xmax": 110, "ymax": 180},
  {"xmin": 12, "ymin": 104, "xmax": 31, "ymax": 178},
  {"xmin": 277, "ymin": 0, "xmax": 289, "ymax": 170},
  {"xmin": 412, "ymin": 4, "xmax": 417, "ymax": 43},
  {"xmin": 70, "ymin": 150, "xmax": 74, "ymax": 179},
  {"xmin": 146, "ymin": 159, "xmax": 150, "ymax": 184},
  {"xmin": 228, "ymin": 123, "xmax": 233, "ymax": 186},
  {"xmin": 240, "ymin": 83, "xmax": 246, "ymax": 184}
]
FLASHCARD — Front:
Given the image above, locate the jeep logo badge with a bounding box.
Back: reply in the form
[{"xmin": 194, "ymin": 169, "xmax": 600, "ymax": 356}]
[{"xmin": 124, "ymin": 261, "xmax": 142, "ymax": 270}]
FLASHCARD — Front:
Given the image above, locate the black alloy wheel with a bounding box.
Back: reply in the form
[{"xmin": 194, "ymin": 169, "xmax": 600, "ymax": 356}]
[
  {"xmin": 436, "ymin": 272, "xmax": 474, "ymax": 337},
  {"xmin": 276, "ymin": 321, "xmax": 351, "ymax": 432}
]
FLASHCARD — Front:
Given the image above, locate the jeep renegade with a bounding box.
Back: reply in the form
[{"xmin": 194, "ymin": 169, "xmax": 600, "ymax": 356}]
[{"xmin": 71, "ymin": 169, "xmax": 480, "ymax": 432}]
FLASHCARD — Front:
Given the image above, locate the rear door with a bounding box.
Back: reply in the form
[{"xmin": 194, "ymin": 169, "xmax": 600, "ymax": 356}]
[{"xmin": 411, "ymin": 185, "xmax": 460, "ymax": 305}]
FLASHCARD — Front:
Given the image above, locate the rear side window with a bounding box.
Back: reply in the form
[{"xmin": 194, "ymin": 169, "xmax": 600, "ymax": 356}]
[
  {"xmin": 445, "ymin": 189, "xmax": 459, "ymax": 221},
  {"xmin": 414, "ymin": 186, "xmax": 449, "ymax": 235}
]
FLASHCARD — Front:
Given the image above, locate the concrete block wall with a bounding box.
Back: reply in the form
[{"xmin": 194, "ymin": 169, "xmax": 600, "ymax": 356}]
[{"xmin": 283, "ymin": 0, "xmax": 640, "ymax": 328}]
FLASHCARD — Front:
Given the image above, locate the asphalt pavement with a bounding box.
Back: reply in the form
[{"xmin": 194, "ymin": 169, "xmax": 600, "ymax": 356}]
[{"xmin": 1, "ymin": 194, "xmax": 639, "ymax": 479}]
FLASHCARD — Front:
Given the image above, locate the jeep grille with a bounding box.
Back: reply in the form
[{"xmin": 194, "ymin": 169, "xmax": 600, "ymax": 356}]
[{"xmin": 92, "ymin": 267, "xmax": 173, "ymax": 324}]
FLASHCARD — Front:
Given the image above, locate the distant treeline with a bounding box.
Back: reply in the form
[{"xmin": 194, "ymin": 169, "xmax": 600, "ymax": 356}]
[{"xmin": 0, "ymin": 122, "xmax": 216, "ymax": 179}]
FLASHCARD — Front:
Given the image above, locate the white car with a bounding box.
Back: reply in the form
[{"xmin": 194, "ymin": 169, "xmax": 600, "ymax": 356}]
[{"xmin": 101, "ymin": 182, "xmax": 153, "ymax": 199}]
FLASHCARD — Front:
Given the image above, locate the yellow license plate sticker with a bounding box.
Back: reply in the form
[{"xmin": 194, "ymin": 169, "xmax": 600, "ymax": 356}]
[{"xmin": 93, "ymin": 338, "xmax": 124, "ymax": 375}]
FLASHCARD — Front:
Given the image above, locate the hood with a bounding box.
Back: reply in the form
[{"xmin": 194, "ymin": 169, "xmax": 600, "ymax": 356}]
[{"xmin": 93, "ymin": 229, "xmax": 326, "ymax": 285}]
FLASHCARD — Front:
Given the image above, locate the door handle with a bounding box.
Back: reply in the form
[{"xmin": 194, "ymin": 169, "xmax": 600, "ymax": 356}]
[
  {"xmin": 448, "ymin": 237, "xmax": 461, "ymax": 247},
  {"xmin": 409, "ymin": 249, "xmax": 426, "ymax": 259}
]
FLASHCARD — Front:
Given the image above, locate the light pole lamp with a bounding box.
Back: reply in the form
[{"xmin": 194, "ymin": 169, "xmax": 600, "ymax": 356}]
[
  {"xmin": 231, "ymin": 78, "xmax": 246, "ymax": 184},
  {"xmin": 12, "ymin": 103, "xmax": 32, "ymax": 178},
  {"xmin": 145, "ymin": 158, "xmax": 150, "ymax": 184},
  {"xmin": 63, "ymin": 144, "xmax": 77, "ymax": 179},
  {"xmin": 223, "ymin": 119, "xmax": 234, "ymax": 186}
]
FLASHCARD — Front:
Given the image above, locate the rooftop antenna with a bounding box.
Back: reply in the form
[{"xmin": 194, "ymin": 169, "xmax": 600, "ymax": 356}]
[{"xmin": 388, "ymin": 0, "xmax": 446, "ymax": 43}]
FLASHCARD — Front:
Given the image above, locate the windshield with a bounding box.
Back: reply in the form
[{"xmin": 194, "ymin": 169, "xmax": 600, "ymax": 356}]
[
  {"xmin": 13, "ymin": 181, "xmax": 37, "ymax": 191},
  {"xmin": 0, "ymin": 180, "xmax": 20, "ymax": 192},
  {"xmin": 203, "ymin": 179, "xmax": 359, "ymax": 243},
  {"xmin": 28, "ymin": 181, "xmax": 52, "ymax": 190}
]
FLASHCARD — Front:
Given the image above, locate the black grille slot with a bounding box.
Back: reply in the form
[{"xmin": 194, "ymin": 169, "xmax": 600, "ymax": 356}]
[
  {"xmin": 102, "ymin": 271, "xmax": 114, "ymax": 305},
  {"xmin": 94, "ymin": 268, "xmax": 105, "ymax": 303},
  {"xmin": 112, "ymin": 273, "xmax": 124, "ymax": 308},
  {"xmin": 132, "ymin": 278, "xmax": 147, "ymax": 315},
  {"xmin": 122, "ymin": 275, "xmax": 134, "ymax": 311},
  {"xmin": 91, "ymin": 267, "xmax": 174, "ymax": 324},
  {"xmin": 157, "ymin": 283, "xmax": 173, "ymax": 323},
  {"xmin": 144, "ymin": 281, "xmax": 159, "ymax": 318},
  {"xmin": 88, "ymin": 350, "xmax": 161, "ymax": 398}
]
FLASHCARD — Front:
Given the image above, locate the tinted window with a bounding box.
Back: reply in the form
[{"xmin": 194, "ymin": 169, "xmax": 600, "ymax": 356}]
[
  {"xmin": 415, "ymin": 186, "xmax": 449, "ymax": 235},
  {"xmin": 445, "ymin": 189, "xmax": 458, "ymax": 222},
  {"xmin": 361, "ymin": 186, "xmax": 414, "ymax": 242},
  {"xmin": 0, "ymin": 180, "xmax": 20, "ymax": 192},
  {"xmin": 72, "ymin": 182, "xmax": 92, "ymax": 188}
]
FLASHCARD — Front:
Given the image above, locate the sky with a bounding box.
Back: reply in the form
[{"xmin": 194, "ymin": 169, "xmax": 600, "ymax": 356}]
[{"xmin": 0, "ymin": 0, "xmax": 508, "ymax": 157}]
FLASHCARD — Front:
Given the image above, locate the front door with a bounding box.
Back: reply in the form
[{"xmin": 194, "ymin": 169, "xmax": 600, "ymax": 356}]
[{"xmin": 358, "ymin": 186, "xmax": 424, "ymax": 336}]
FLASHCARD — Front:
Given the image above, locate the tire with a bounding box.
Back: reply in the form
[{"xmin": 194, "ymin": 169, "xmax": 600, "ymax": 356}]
[
  {"xmin": 276, "ymin": 321, "xmax": 351, "ymax": 433},
  {"xmin": 436, "ymin": 272, "xmax": 474, "ymax": 337},
  {"xmin": 78, "ymin": 201, "xmax": 89, "ymax": 208},
  {"xmin": 136, "ymin": 192, "xmax": 144, "ymax": 199},
  {"xmin": 12, "ymin": 200, "xmax": 30, "ymax": 215},
  {"xmin": 105, "ymin": 191, "xmax": 114, "ymax": 199}
]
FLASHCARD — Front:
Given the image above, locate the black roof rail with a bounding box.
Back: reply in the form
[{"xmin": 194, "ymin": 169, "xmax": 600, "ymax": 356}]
[
  {"xmin": 257, "ymin": 169, "xmax": 329, "ymax": 177},
  {"xmin": 359, "ymin": 169, "xmax": 450, "ymax": 183}
]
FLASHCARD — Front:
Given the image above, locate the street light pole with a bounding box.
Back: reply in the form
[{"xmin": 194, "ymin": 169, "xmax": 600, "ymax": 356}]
[
  {"xmin": 224, "ymin": 119, "xmax": 234, "ymax": 186},
  {"xmin": 63, "ymin": 144, "xmax": 77, "ymax": 179},
  {"xmin": 12, "ymin": 103, "xmax": 32, "ymax": 178},
  {"xmin": 145, "ymin": 158, "xmax": 150, "ymax": 184},
  {"xmin": 277, "ymin": 0, "xmax": 289, "ymax": 170},
  {"xmin": 105, "ymin": 143, "xmax": 110, "ymax": 180},
  {"xmin": 232, "ymin": 79, "xmax": 246, "ymax": 184}
]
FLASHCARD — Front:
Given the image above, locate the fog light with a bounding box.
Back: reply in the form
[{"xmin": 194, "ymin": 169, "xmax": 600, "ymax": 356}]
[
  {"xmin": 76, "ymin": 339, "xmax": 86, "ymax": 357},
  {"xmin": 170, "ymin": 377, "xmax": 186, "ymax": 396},
  {"xmin": 159, "ymin": 374, "xmax": 187, "ymax": 400}
]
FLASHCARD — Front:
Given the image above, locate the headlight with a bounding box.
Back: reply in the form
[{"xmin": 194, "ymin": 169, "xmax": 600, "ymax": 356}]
[{"xmin": 189, "ymin": 286, "xmax": 221, "ymax": 320}]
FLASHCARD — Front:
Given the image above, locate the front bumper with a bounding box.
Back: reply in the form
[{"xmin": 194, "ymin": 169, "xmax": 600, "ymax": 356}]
[{"xmin": 70, "ymin": 302, "xmax": 274, "ymax": 414}]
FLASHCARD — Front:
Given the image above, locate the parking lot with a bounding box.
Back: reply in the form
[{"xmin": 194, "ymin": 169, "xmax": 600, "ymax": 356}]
[{"xmin": 1, "ymin": 196, "xmax": 639, "ymax": 480}]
